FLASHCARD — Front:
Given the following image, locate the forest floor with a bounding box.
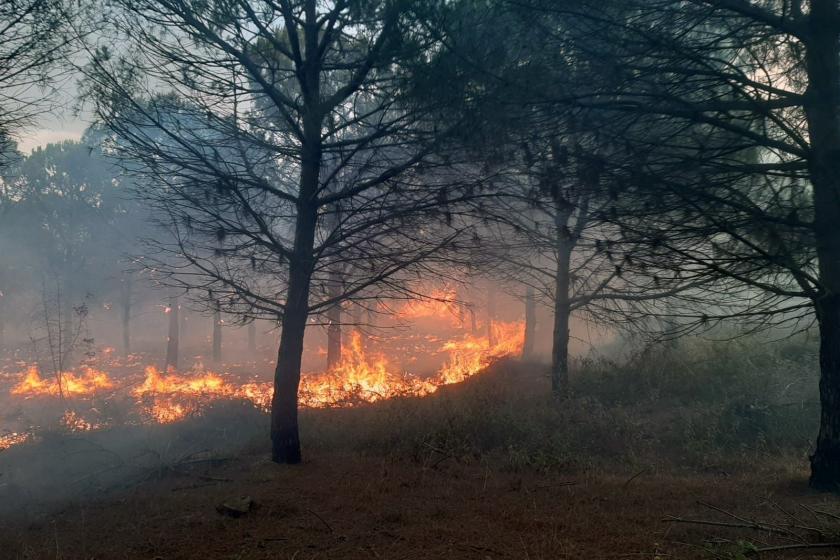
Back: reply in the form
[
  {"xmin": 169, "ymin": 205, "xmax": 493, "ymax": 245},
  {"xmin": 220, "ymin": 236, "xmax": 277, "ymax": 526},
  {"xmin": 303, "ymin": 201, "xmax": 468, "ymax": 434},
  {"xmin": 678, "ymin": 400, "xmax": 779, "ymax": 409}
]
[{"xmin": 2, "ymin": 357, "xmax": 838, "ymax": 559}]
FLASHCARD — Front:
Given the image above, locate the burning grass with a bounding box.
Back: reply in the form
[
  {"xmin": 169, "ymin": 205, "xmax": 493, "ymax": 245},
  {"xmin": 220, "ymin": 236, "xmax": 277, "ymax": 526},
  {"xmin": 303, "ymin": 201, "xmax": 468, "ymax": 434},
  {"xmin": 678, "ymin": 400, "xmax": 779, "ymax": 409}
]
[{"xmin": 0, "ymin": 321, "xmax": 526, "ymax": 448}]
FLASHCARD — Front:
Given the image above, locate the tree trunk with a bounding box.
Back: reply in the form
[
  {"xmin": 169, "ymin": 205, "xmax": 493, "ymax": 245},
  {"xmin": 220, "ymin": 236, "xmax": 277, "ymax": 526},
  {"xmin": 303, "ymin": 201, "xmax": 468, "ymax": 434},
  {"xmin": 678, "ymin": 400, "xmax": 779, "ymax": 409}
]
[
  {"xmin": 212, "ymin": 303, "xmax": 222, "ymax": 363},
  {"xmin": 0, "ymin": 295, "xmax": 6, "ymax": 354},
  {"xmin": 165, "ymin": 294, "xmax": 179, "ymax": 371},
  {"xmin": 551, "ymin": 197, "xmax": 574, "ymax": 396},
  {"xmin": 271, "ymin": 35, "xmax": 322, "ymax": 462},
  {"xmin": 326, "ymin": 304, "xmax": 341, "ymax": 369},
  {"xmin": 121, "ymin": 276, "xmax": 132, "ymax": 356},
  {"xmin": 486, "ymin": 282, "xmax": 497, "ymax": 346},
  {"xmin": 551, "ymin": 247, "xmax": 571, "ymax": 395},
  {"xmin": 803, "ymin": 0, "xmax": 840, "ymax": 490},
  {"xmin": 326, "ymin": 254, "xmax": 342, "ymax": 369},
  {"xmin": 522, "ymin": 286, "xmax": 536, "ymax": 360},
  {"xmin": 271, "ymin": 204, "xmax": 317, "ymax": 464},
  {"xmin": 248, "ymin": 320, "xmax": 257, "ymax": 353}
]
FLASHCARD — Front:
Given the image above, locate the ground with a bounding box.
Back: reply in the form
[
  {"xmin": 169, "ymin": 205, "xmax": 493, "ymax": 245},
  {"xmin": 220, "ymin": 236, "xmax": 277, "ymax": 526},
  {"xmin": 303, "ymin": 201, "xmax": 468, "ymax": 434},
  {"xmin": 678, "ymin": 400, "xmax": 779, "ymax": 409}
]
[
  {"xmin": 2, "ymin": 454, "xmax": 837, "ymax": 559},
  {"xmin": 1, "ymin": 356, "xmax": 838, "ymax": 559}
]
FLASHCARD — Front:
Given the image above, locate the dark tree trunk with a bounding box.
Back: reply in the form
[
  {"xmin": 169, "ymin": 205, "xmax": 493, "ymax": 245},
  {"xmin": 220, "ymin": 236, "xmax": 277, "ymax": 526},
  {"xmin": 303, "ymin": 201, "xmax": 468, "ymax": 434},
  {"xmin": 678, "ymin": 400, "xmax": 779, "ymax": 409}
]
[
  {"xmin": 165, "ymin": 294, "xmax": 179, "ymax": 371},
  {"xmin": 212, "ymin": 303, "xmax": 222, "ymax": 363},
  {"xmin": 248, "ymin": 320, "xmax": 257, "ymax": 353},
  {"xmin": 486, "ymin": 283, "xmax": 497, "ymax": 346},
  {"xmin": 121, "ymin": 276, "xmax": 132, "ymax": 356},
  {"xmin": 326, "ymin": 264, "xmax": 342, "ymax": 369},
  {"xmin": 271, "ymin": 37, "xmax": 321, "ymax": 462},
  {"xmin": 0, "ymin": 296, "xmax": 6, "ymax": 353},
  {"xmin": 550, "ymin": 197, "xmax": 574, "ymax": 396},
  {"xmin": 551, "ymin": 245, "xmax": 571, "ymax": 395},
  {"xmin": 803, "ymin": 0, "xmax": 840, "ymax": 490},
  {"xmin": 271, "ymin": 201, "xmax": 317, "ymax": 464},
  {"xmin": 522, "ymin": 286, "xmax": 536, "ymax": 360}
]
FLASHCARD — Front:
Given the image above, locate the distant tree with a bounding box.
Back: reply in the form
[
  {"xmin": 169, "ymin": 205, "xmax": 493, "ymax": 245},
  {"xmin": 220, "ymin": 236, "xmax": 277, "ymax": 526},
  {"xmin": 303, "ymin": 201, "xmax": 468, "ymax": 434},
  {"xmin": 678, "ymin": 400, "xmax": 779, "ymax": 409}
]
[{"xmin": 0, "ymin": 0, "xmax": 77, "ymax": 167}]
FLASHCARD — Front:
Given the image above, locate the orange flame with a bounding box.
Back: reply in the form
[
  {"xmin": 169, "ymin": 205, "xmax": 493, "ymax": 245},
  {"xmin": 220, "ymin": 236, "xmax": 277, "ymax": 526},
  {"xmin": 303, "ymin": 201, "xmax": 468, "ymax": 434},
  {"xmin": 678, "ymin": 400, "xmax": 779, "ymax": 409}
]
[
  {"xmin": 3, "ymin": 319, "xmax": 525, "ymax": 448},
  {"xmin": 395, "ymin": 288, "xmax": 462, "ymax": 325},
  {"xmin": 11, "ymin": 365, "xmax": 114, "ymax": 397}
]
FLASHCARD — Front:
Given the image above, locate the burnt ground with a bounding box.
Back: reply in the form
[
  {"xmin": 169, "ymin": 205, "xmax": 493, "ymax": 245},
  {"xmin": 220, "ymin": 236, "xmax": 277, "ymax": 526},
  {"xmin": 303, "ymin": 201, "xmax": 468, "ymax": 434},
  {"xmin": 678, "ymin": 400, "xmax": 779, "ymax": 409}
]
[{"xmin": 1, "ymin": 362, "xmax": 839, "ymax": 559}]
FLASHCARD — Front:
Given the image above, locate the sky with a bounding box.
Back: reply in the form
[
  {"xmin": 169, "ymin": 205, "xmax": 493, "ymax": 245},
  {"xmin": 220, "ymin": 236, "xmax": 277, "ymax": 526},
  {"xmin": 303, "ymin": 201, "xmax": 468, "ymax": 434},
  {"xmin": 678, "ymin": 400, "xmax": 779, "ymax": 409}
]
[{"xmin": 14, "ymin": 75, "xmax": 88, "ymax": 154}]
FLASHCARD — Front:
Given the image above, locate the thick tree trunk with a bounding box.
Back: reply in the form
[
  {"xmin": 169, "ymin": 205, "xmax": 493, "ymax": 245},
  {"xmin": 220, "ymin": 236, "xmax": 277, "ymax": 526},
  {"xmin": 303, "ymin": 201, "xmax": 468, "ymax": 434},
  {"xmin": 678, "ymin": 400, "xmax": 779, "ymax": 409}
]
[
  {"xmin": 165, "ymin": 294, "xmax": 179, "ymax": 371},
  {"xmin": 271, "ymin": 46, "xmax": 321, "ymax": 462},
  {"xmin": 121, "ymin": 276, "xmax": 131, "ymax": 356},
  {"xmin": 804, "ymin": 0, "xmax": 840, "ymax": 490},
  {"xmin": 271, "ymin": 203, "xmax": 317, "ymax": 464},
  {"xmin": 522, "ymin": 286, "xmax": 536, "ymax": 360},
  {"xmin": 212, "ymin": 304, "xmax": 222, "ymax": 363}
]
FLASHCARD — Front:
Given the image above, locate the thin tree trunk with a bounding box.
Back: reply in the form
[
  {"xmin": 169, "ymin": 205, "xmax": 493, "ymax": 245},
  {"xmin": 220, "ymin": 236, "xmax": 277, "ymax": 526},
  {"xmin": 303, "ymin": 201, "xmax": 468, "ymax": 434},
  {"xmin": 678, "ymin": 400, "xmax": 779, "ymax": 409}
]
[
  {"xmin": 804, "ymin": 0, "xmax": 840, "ymax": 490},
  {"xmin": 326, "ymin": 236, "xmax": 342, "ymax": 369},
  {"xmin": 522, "ymin": 286, "xmax": 536, "ymax": 360},
  {"xmin": 486, "ymin": 282, "xmax": 497, "ymax": 346},
  {"xmin": 248, "ymin": 320, "xmax": 257, "ymax": 353},
  {"xmin": 551, "ymin": 197, "xmax": 574, "ymax": 396},
  {"xmin": 326, "ymin": 304, "xmax": 341, "ymax": 369},
  {"xmin": 0, "ymin": 296, "xmax": 6, "ymax": 354},
  {"xmin": 212, "ymin": 303, "xmax": 222, "ymax": 363},
  {"xmin": 551, "ymin": 246, "xmax": 572, "ymax": 395},
  {"xmin": 121, "ymin": 276, "xmax": 132, "ymax": 356},
  {"xmin": 165, "ymin": 294, "xmax": 179, "ymax": 371}
]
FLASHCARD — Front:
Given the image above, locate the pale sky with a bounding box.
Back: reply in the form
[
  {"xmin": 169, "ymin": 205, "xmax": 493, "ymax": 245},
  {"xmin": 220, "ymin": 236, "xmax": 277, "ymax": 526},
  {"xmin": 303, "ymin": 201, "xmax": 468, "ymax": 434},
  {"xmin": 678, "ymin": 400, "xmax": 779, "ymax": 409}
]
[{"xmin": 13, "ymin": 72, "xmax": 90, "ymax": 154}]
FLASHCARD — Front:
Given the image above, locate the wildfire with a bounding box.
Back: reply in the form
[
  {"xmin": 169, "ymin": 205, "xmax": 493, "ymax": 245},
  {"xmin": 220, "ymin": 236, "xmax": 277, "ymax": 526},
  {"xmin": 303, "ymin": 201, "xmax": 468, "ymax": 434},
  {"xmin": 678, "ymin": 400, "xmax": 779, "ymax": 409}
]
[
  {"xmin": 395, "ymin": 288, "xmax": 462, "ymax": 325},
  {"xmin": 11, "ymin": 365, "xmax": 114, "ymax": 398},
  {"xmin": 3, "ymin": 318, "xmax": 525, "ymax": 449},
  {"xmin": 300, "ymin": 331, "xmax": 436, "ymax": 406}
]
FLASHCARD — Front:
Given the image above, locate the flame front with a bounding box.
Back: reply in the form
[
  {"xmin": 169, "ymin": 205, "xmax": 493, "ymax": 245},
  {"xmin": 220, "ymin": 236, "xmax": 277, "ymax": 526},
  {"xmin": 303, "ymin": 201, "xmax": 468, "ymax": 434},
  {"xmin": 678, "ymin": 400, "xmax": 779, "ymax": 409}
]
[
  {"xmin": 11, "ymin": 365, "xmax": 114, "ymax": 398},
  {"xmin": 3, "ymin": 319, "xmax": 525, "ymax": 449}
]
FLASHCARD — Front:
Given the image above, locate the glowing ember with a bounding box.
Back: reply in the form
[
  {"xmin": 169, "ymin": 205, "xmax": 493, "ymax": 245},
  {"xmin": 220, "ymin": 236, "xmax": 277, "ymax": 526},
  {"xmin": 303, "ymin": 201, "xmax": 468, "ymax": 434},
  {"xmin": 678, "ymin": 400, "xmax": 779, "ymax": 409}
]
[
  {"xmin": 0, "ymin": 432, "xmax": 31, "ymax": 450},
  {"xmin": 62, "ymin": 409, "xmax": 99, "ymax": 432},
  {"xmin": 11, "ymin": 365, "xmax": 114, "ymax": 398}
]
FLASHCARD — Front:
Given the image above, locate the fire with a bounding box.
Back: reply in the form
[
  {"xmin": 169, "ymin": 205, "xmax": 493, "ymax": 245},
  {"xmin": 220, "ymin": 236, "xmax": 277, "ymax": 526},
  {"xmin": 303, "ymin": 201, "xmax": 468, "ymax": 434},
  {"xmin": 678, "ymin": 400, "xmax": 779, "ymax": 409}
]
[
  {"xmin": 396, "ymin": 288, "xmax": 462, "ymax": 324},
  {"xmin": 3, "ymin": 315, "xmax": 525, "ymax": 449},
  {"xmin": 438, "ymin": 322, "xmax": 525, "ymax": 384},
  {"xmin": 134, "ymin": 365, "xmax": 228, "ymax": 396},
  {"xmin": 62, "ymin": 409, "xmax": 99, "ymax": 432},
  {"xmin": 11, "ymin": 365, "xmax": 114, "ymax": 397},
  {"xmin": 133, "ymin": 365, "xmax": 238, "ymax": 423},
  {"xmin": 0, "ymin": 432, "xmax": 30, "ymax": 450},
  {"xmin": 300, "ymin": 331, "xmax": 436, "ymax": 407}
]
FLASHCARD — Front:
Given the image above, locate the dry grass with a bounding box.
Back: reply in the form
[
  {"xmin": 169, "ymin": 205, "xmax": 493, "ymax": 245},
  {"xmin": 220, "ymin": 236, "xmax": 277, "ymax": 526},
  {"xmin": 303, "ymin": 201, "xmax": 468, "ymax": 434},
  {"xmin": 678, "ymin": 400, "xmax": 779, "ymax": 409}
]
[{"xmin": 0, "ymin": 343, "xmax": 834, "ymax": 559}]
